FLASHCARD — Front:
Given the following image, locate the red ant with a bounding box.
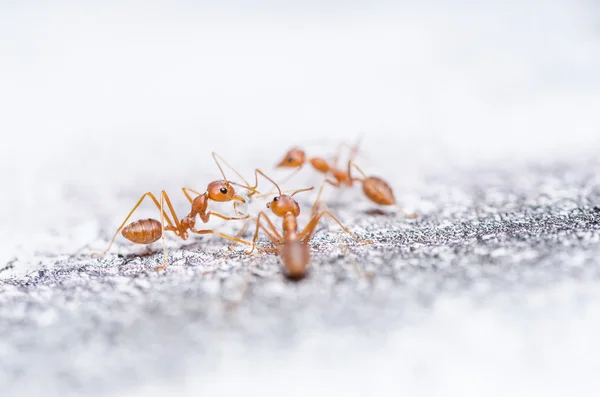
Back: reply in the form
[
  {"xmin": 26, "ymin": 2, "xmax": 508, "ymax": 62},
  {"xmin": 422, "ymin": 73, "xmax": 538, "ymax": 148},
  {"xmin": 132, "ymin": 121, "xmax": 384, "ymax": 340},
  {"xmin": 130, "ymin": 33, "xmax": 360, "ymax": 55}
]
[
  {"xmin": 94, "ymin": 153, "xmax": 259, "ymax": 270},
  {"xmin": 275, "ymin": 140, "xmax": 417, "ymax": 218},
  {"xmin": 234, "ymin": 170, "xmax": 370, "ymax": 280}
]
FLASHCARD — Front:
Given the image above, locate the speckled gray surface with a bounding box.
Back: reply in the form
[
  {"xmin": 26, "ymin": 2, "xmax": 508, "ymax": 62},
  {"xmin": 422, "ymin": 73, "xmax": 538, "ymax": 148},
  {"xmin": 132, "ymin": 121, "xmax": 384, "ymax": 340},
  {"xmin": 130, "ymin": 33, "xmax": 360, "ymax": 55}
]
[{"xmin": 2, "ymin": 158, "xmax": 600, "ymax": 397}]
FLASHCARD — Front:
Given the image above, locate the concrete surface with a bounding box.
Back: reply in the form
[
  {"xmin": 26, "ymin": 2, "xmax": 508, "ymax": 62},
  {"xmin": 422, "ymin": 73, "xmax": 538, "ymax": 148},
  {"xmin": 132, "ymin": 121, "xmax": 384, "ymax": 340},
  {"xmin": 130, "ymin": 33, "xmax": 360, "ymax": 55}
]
[{"xmin": 2, "ymin": 157, "xmax": 600, "ymax": 397}]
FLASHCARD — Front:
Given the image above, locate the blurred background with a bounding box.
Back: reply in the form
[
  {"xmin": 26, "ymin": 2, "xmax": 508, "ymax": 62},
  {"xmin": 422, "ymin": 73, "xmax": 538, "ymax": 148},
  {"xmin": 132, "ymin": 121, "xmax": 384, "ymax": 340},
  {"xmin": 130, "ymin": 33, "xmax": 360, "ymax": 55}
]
[{"xmin": 1, "ymin": 0, "xmax": 600, "ymax": 395}]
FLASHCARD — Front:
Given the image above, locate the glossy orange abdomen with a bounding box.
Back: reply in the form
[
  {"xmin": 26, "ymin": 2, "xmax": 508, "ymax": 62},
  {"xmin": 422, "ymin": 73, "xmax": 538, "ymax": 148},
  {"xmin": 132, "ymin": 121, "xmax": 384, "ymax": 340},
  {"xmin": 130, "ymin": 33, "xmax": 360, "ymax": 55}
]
[
  {"xmin": 121, "ymin": 218, "xmax": 163, "ymax": 244},
  {"xmin": 362, "ymin": 177, "xmax": 395, "ymax": 205}
]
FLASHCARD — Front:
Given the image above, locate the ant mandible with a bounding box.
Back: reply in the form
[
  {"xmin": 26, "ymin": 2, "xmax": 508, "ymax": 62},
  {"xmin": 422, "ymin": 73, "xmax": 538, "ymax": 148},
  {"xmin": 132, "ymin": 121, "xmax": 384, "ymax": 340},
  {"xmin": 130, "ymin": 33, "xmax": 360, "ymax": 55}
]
[
  {"xmin": 94, "ymin": 152, "xmax": 259, "ymax": 269},
  {"xmin": 233, "ymin": 170, "xmax": 370, "ymax": 280},
  {"xmin": 275, "ymin": 139, "xmax": 417, "ymax": 218}
]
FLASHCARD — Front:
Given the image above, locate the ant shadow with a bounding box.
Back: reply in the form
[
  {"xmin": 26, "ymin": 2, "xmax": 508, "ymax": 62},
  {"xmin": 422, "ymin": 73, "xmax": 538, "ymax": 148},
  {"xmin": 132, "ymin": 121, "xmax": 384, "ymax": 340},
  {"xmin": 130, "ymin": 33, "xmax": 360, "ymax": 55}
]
[
  {"xmin": 365, "ymin": 208, "xmax": 389, "ymax": 216},
  {"xmin": 117, "ymin": 246, "xmax": 163, "ymax": 265}
]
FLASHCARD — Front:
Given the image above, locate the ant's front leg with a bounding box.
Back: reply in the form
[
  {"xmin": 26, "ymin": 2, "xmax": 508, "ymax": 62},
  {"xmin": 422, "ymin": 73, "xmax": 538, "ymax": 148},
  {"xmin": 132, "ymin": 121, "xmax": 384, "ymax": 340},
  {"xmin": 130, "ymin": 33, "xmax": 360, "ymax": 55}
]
[
  {"xmin": 246, "ymin": 212, "xmax": 283, "ymax": 255},
  {"xmin": 199, "ymin": 211, "xmax": 250, "ymax": 223}
]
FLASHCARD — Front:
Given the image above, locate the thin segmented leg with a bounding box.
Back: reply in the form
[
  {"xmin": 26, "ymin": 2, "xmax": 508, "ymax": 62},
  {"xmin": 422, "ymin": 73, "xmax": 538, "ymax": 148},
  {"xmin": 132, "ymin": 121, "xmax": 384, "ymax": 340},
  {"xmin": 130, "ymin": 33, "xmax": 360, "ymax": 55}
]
[
  {"xmin": 199, "ymin": 211, "xmax": 250, "ymax": 223},
  {"xmin": 190, "ymin": 227, "xmax": 254, "ymax": 248},
  {"xmin": 228, "ymin": 218, "xmax": 252, "ymax": 251},
  {"xmin": 332, "ymin": 134, "xmax": 363, "ymax": 168},
  {"xmin": 247, "ymin": 211, "xmax": 283, "ymax": 254},
  {"xmin": 94, "ymin": 191, "xmax": 177, "ymax": 257},
  {"xmin": 155, "ymin": 192, "xmax": 170, "ymax": 270},
  {"xmin": 227, "ymin": 213, "xmax": 284, "ymax": 252},
  {"xmin": 310, "ymin": 178, "xmax": 342, "ymax": 217},
  {"xmin": 159, "ymin": 190, "xmax": 185, "ymax": 234},
  {"xmin": 155, "ymin": 190, "xmax": 196, "ymax": 270},
  {"xmin": 347, "ymin": 160, "xmax": 367, "ymax": 183},
  {"xmin": 299, "ymin": 209, "xmax": 370, "ymax": 244}
]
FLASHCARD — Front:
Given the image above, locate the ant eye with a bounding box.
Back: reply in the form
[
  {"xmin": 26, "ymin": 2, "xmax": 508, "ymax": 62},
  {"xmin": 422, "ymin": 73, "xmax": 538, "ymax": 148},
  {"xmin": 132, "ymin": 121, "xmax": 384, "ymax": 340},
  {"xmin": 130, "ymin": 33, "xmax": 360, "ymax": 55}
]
[
  {"xmin": 273, "ymin": 197, "xmax": 279, "ymax": 201},
  {"xmin": 287, "ymin": 157, "xmax": 294, "ymax": 163},
  {"xmin": 220, "ymin": 187, "xmax": 228, "ymax": 194}
]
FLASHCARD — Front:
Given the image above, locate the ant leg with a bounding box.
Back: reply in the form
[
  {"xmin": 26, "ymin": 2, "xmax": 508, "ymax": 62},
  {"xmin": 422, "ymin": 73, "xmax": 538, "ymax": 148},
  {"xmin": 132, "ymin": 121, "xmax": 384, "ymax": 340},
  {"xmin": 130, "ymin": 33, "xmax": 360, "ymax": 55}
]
[
  {"xmin": 247, "ymin": 211, "xmax": 282, "ymax": 254},
  {"xmin": 299, "ymin": 209, "xmax": 371, "ymax": 244},
  {"xmin": 347, "ymin": 160, "xmax": 367, "ymax": 182},
  {"xmin": 226, "ymin": 212, "xmax": 283, "ymax": 251},
  {"xmin": 310, "ymin": 179, "xmax": 341, "ymax": 217},
  {"xmin": 332, "ymin": 134, "xmax": 363, "ymax": 167},
  {"xmin": 253, "ymin": 211, "xmax": 283, "ymax": 242},
  {"xmin": 159, "ymin": 190, "xmax": 184, "ymax": 231},
  {"xmin": 200, "ymin": 211, "xmax": 250, "ymax": 223},
  {"xmin": 154, "ymin": 190, "xmax": 189, "ymax": 270},
  {"xmin": 190, "ymin": 228, "xmax": 254, "ymax": 247},
  {"xmin": 155, "ymin": 193, "xmax": 169, "ymax": 271},
  {"xmin": 94, "ymin": 192, "xmax": 177, "ymax": 257},
  {"xmin": 227, "ymin": 218, "xmax": 252, "ymax": 251},
  {"xmin": 182, "ymin": 187, "xmax": 202, "ymax": 204}
]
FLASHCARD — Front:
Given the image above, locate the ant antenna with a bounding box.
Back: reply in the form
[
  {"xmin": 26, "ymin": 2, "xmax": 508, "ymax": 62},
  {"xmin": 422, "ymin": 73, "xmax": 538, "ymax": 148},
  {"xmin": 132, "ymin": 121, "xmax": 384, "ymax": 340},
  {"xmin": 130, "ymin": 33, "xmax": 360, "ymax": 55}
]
[
  {"xmin": 212, "ymin": 152, "xmax": 229, "ymax": 182},
  {"xmin": 212, "ymin": 152, "xmax": 252, "ymax": 186},
  {"xmin": 290, "ymin": 187, "xmax": 314, "ymax": 197},
  {"xmin": 255, "ymin": 169, "xmax": 282, "ymax": 196},
  {"xmin": 212, "ymin": 152, "xmax": 260, "ymax": 194}
]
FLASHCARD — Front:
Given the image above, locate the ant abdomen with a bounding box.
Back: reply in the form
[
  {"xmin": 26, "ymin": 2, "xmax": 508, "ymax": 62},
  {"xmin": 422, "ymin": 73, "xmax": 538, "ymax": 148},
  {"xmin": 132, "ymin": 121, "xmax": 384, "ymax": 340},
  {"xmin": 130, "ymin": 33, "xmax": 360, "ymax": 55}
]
[
  {"xmin": 362, "ymin": 176, "xmax": 395, "ymax": 206},
  {"xmin": 281, "ymin": 241, "xmax": 311, "ymax": 280},
  {"xmin": 121, "ymin": 218, "xmax": 163, "ymax": 244}
]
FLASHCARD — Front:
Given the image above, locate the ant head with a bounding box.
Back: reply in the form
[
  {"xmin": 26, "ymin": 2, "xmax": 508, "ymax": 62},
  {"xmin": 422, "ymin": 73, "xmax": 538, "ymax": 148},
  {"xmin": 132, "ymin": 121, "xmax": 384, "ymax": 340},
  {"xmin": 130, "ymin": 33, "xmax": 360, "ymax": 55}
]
[
  {"xmin": 265, "ymin": 186, "xmax": 314, "ymax": 217},
  {"xmin": 276, "ymin": 148, "xmax": 306, "ymax": 168},
  {"xmin": 266, "ymin": 195, "xmax": 300, "ymax": 217},
  {"xmin": 207, "ymin": 180, "xmax": 245, "ymax": 203}
]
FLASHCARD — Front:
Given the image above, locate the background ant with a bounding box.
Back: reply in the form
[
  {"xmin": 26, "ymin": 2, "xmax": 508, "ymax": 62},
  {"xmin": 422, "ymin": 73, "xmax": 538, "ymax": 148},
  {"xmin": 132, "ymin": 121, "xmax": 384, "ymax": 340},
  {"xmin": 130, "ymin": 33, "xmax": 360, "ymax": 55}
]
[{"xmin": 275, "ymin": 139, "xmax": 417, "ymax": 218}]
